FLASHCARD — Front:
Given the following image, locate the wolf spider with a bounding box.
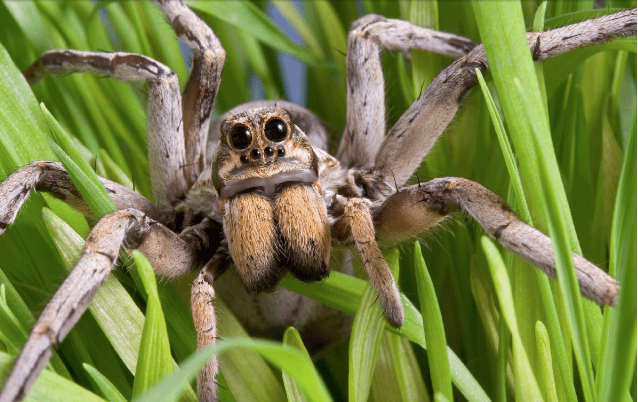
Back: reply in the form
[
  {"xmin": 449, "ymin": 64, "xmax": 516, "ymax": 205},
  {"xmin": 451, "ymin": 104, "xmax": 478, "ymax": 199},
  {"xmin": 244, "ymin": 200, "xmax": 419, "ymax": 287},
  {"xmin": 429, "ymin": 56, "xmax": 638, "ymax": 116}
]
[{"xmin": 0, "ymin": 1, "xmax": 635, "ymax": 401}]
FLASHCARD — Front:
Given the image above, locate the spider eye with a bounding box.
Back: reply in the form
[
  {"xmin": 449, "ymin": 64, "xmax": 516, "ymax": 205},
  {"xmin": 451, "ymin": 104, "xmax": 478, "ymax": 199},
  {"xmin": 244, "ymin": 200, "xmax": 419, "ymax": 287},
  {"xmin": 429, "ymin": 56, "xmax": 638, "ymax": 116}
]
[
  {"xmin": 229, "ymin": 124, "xmax": 252, "ymax": 150},
  {"xmin": 264, "ymin": 118, "xmax": 288, "ymax": 142}
]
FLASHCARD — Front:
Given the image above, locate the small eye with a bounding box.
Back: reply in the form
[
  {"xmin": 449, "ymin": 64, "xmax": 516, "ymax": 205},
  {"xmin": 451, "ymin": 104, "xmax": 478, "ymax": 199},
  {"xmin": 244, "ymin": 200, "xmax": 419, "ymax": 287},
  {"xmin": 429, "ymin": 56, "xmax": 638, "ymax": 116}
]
[
  {"xmin": 264, "ymin": 118, "xmax": 288, "ymax": 142},
  {"xmin": 229, "ymin": 124, "xmax": 252, "ymax": 150}
]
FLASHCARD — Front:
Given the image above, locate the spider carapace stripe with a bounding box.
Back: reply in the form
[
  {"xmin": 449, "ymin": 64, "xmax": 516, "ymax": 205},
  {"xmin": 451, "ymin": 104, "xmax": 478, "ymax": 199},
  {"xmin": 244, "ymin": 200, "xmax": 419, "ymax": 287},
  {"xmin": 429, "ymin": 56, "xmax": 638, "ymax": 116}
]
[{"xmin": 0, "ymin": 2, "xmax": 635, "ymax": 401}]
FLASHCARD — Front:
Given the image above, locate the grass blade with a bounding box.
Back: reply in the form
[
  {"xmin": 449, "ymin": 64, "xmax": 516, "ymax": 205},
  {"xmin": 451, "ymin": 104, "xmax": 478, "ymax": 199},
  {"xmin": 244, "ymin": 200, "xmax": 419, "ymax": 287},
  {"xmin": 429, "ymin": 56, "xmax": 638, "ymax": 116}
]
[
  {"xmin": 414, "ymin": 241, "xmax": 452, "ymax": 401},
  {"xmin": 481, "ymin": 237, "xmax": 543, "ymax": 401},
  {"xmin": 83, "ymin": 363, "xmax": 128, "ymax": 402},
  {"xmin": 131, "ymin": 251, "xmax": 194, "ymax": 401},
  {"xmin": 596, "ymin": 124, "xmax": 637, "ymax": 402},
  {"xmin": 0, "ymin": 351, "xmax": 106, "ymax": 402},
  {"xmin": 282, "ymin": 327, "xmax": 310, "ymax": 402},
  {"xmin": 349, "ymin": 249, "xmax": 399, "ymax": 402}
]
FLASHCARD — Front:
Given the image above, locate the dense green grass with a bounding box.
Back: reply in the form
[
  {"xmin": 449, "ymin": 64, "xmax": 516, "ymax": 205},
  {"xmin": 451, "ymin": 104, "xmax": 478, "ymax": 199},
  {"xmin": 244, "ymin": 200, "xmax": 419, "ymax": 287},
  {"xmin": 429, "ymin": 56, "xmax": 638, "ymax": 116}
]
[{"xmin": 0, "ymin": 1, "xmax": 635, "ymax": 401}]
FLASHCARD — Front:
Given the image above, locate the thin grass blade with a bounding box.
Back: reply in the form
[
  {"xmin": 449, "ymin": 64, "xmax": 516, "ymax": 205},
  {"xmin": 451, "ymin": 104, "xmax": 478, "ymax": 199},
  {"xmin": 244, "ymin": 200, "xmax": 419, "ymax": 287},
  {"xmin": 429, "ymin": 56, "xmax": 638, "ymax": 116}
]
[
  {"xmin": 83, "ymin": 363, "xmax": 128, "ymax": 402},
  {"xmin": 414, "ymin": 241, "xmax": 452, "ymax": 401}
]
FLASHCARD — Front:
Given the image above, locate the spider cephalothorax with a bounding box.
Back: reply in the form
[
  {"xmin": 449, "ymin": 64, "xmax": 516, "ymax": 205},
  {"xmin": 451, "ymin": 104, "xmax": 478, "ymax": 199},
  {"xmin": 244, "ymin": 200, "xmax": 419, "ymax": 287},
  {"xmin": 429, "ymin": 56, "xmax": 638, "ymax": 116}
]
[{"xmin": 0, "ymin": 1, "xmax": 634, "ymax": 401}]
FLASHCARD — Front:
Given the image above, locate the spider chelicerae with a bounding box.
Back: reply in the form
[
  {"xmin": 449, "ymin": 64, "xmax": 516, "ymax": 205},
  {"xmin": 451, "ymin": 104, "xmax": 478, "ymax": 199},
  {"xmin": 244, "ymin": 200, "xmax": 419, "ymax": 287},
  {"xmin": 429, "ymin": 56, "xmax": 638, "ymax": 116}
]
[{"xmin": 0, "ymin": 1, "xmax": 635, "ymax": 401}]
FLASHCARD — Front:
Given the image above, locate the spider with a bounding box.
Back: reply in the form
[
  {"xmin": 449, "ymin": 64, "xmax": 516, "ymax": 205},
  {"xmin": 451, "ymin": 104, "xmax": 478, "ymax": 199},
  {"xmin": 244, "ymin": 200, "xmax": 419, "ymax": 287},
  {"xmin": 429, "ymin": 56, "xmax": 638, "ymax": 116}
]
[{"xmin": 0, "ymin": 1, "xmax": 635, "ymax": 401}]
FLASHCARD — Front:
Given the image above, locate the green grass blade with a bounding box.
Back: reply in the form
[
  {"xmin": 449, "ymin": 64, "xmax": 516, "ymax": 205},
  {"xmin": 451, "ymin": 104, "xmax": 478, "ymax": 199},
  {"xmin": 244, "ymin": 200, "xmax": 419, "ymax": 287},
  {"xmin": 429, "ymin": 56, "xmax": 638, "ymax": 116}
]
[
  {"xmin": 472, "ymin": 3, "xmax": 597, "ymax": 400},
  {"xmin": 0, "ymin": 284, "xmax": 29, "ymax": 356},
  {"xmin": 131, "ymin": 251, "xmax": 192, "ymax": 400},
  {"xmin": 476, "ymin": 66, "xmax": 577, "ymax": 402},
  {"xmin": 535, "ymin": 321, "xmax": 559, "ymax": 402},
  {"xmin": 282, "ymin": 327, "xmax": 310, "ymax": 402},
  {"xmin": 481, "ymin": 237, "xmax": 543, "ymax": 401},
  {"xmin": 282, "ymin": 271, "xmax": 490, "ymax": 402},
  {"xmin": 135, "ymin": 339, "xmax": 332, "ymax": 402},
  {"xmin": 83, "ymin": 364, "xmax": 128, "ymax": 402},
  {"xmin": 597, "ymin": 124, "xmax": 637, "ymax": 402},
  {"xmin": 349, "ymin": 249, "xmax": 399, "ymax": 402},
  {"xmin": 414, "ymin": 241, "xmax": 452, "ymax": 401},
  {"xmin": 0, "ymin": 351, "xmax": 106, "ymax": 402},
  {"xmin": 388, "ymin": 334, "xmax": 429, "ymax": 402},
  {"xmin": 214, "ymin": 296, "xmax": 287, "ymax": 402},
  {"xmin": 187, "ymin": 1, "xmax": 326, "ymax": 68}
]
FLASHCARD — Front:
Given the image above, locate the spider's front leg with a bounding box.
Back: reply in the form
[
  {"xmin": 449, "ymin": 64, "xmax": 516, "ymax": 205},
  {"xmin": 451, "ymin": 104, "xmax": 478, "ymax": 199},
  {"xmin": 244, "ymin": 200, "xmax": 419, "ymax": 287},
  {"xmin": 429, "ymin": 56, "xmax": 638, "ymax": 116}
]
[
  {"xmin": 337, "ymin": 14, "xmax": 477, "ymax": 168},
  {"xmin": 0, "ymin": 209, "xmax": 196, "ymax": 402},
  {"xmin": 154, "ymin": 0, "xmax": 226, "ymax": 186},
  {"xmin": 24, "ymin": 49, "xmax": 187, "ymax": 208},
  {"xmin": 373, "ymin": 179, "xmax": 619, "ymax": 306},
  {"xmin": 334, "ymin": 198, "xmax": 403, "ymax": 328}
]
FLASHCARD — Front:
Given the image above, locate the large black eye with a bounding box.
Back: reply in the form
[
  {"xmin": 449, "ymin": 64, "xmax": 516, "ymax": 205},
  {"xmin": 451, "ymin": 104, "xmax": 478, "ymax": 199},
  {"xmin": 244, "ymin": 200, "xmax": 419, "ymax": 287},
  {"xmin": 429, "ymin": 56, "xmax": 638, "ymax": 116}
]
[
  {"xmin": 264, "ymin": 118, "xmax": 288, "ymax": 142},
  {"xmin": 229, "ymin": 124, "xmax": 252, "ymax": 150}
]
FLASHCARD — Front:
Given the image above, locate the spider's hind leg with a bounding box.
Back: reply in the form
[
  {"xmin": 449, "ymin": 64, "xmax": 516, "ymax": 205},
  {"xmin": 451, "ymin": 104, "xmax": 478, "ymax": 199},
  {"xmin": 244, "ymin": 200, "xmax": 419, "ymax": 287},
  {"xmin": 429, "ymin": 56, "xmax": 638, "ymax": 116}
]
[{"xmin": 334, "ymin": 198, "xmax": 403, "ymax": 328}]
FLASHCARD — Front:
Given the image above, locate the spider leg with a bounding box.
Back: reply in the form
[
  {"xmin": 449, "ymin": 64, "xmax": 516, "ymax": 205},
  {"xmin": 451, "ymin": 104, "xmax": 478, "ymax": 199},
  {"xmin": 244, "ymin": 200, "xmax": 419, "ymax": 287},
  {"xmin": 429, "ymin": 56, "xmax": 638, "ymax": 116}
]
[
  {"xmin": 374, "ymin": 9, "xmax": 637, "ymax": 186},
  {"xmin": 0, "ymin": 208, "xmax": 195, "ymax": 402},
  {"xmin": 24, "ymin": 50, "xmax": 187, "ymax": 208},
  {"xmin": 154, "ymin": 0, "xmax": 226, "ymax": 187},
  {"xmin": 335, "ymin": 198, "xmax": 403, "ymax": 328},
  {"xmin": 373, "ymin": 178, "xmax": 619, "ymax": 306},
  {"xmin": 191, "ymin": 249, "xmax": 227, "ymax": 402},
  {"xmin": 0, "ymin": 161, "xmax": 162, "ymax": 234},
  {"xmin": 336, "ymin": 14, "xmax": 477, "ymax": 168}
]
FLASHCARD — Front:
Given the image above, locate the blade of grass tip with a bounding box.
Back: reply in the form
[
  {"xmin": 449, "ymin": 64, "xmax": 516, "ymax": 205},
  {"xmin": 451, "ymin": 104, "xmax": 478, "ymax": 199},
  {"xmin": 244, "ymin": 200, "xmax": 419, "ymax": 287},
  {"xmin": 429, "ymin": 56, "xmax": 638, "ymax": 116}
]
[
  {"xmin": 131, "ymin": 251, "xmax": 192, "ymax": 401},
  {"xmin": 477, "ymin": 67, "xmax": 577, "ymax": 402},
  {"xmin": 349, "ymin": 248, "xmax": 399, "ymax": 402},
  {"xmin": 481, "ymin": 236, "xmax": 544, "ymax": 401},
  {"xmin": 40, "ymin": 103, "xmax": 109, "ymax": 200},
  {"xmin": 47, "ymin": 138, "xmax": 116, "ymax": 218},
  {"xmin": 597, "ymin": 127, "xmax": 637, "ymax": 402},
  {"xmin": 414, "ymin": 241, "xmax": 453, "ymax": 402},
  {"xmin": 42, "ymin": 208, "xmax": 144, "ymax": 374},
  {"xmin": 514, "ymin": 77, "xmax": 595, "ymax": 402},
  {"xmin": 0, "ymin": 351, "xmax": 107, "ymax": 402},
  {"xmin": 41, "ymin": 109, "xmax": 116, "ymax": 219},
  {"xmin": 282, "ymin": 327, "xmax": 310, "ymax": 402},
  {"xmin": 83, "ymin": 363, "xmax": 128, "ymax": 402},
  {"xmin": 536, "ymin": 321, "xmax": 559, "ymax": 402}
]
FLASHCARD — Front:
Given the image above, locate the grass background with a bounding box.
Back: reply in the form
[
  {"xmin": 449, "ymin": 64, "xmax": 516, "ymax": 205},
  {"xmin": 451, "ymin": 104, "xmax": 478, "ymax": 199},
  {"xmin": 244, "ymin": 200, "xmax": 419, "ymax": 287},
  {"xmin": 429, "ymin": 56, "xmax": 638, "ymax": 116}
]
[{"xmin": 0, "ymin": 1, "xmax": 635, "ymax": 401}]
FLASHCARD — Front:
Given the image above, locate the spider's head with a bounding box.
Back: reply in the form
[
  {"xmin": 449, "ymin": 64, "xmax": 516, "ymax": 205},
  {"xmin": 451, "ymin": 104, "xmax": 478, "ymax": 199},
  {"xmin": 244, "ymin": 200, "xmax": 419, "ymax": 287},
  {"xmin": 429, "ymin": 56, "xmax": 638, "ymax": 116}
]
[{"xmin": 212, "ymin": 106, "xmax": 319, "ymax": 200}]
